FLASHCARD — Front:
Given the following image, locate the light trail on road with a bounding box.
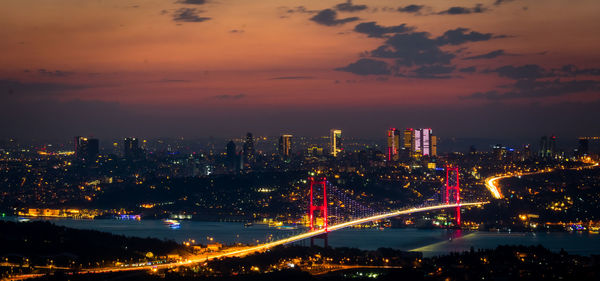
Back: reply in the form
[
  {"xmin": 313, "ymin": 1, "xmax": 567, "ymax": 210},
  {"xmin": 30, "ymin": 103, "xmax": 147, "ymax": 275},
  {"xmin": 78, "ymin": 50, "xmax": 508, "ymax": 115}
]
[
  {"xmin": 483, "ymin": 162, "xmax": 599, "ymax": 200},
  {"xmin": 485, "ymin": 176, "xmax": 505, "ymax": 199}
]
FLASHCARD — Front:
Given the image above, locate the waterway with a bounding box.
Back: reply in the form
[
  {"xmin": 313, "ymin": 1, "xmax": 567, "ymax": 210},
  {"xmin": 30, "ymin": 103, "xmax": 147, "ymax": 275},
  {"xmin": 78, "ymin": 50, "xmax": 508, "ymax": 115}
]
[{"xmin": 4, "ymin": 217, "xmax": 600, "ymax": 257}]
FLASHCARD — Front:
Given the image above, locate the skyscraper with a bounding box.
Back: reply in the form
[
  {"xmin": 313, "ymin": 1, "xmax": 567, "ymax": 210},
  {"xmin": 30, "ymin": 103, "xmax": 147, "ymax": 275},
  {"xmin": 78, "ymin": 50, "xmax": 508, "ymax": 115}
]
[
  {"xmin": 74, "ymin": 136, "xmax": 99, "ymax": 162},
  {"xmin": 403, "ymin": 128, "xmax": 414, "ymax": 157},
  {"xmin": 243, "ymin": 132, "xmax": 254, "ymax": 164},
  {"xmin": 539, "ymin": 136, "xmax": 548, "ymax": 158},
  {"xmin": 412, "ymin": 128, "xmax": 435, "ymax": 157},
  {"xmin": 330, "ymin": 129, "xmax": 342, "ymax": 157},
  {"xmin": 539, "ymin": 135, "xmax": 556, "ymax": 158},
  {"xmin": 387, "ymin": 128, "xmax": 400, "ymax": 161},
  {"xmin": 278, "ymin": 134, "xmax": 292, "ymax": 161},
  {"xmin": 431, "ymin": 135, "xmax": 437, "ymax": 157},
  {"xmin": 226, "ymin": 140, "xmax": 237, "ymax": 172},
  {"xmin": 123, "ymin": 137, "xmax": 140, "ymax": 159}
]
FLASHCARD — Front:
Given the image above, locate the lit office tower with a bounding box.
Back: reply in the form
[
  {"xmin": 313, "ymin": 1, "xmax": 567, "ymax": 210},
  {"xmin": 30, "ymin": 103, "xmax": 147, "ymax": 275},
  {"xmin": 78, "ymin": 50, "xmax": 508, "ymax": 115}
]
[
  {"xmin": 74, "ymin": 136, "xmax": 99, "ymax": 162},
  {"xmin": 403, "ymin": 128, "xmax": 414, "ymax": 156},
  {"xmin": 387, "ymin": 128, "xmax": 400, "ymax": 161},
  {"xmin": 123, "ymin": 137, "xmax": 139, "ymax": 159},
  {"xmin": 278, "ymin": 134, "xmax": 293, "ymax": 160},
  {"xmin": 431, "ymin": 135, "xmax": 437, "ymax": 156},
  {"xmin": 413, "ymin": 128, "xmax": 436, "ymax": 157},
  {"xmin": 330, "ymin": 129, "xmax": 342, "ymax": 157}
]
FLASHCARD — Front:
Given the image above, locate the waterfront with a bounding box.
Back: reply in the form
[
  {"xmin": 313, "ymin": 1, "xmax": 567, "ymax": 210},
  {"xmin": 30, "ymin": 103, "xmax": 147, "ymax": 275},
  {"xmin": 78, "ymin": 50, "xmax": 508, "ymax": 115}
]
[{"xmin": 6, "ymin": 217, "xmax": 600, "ymax": 257}]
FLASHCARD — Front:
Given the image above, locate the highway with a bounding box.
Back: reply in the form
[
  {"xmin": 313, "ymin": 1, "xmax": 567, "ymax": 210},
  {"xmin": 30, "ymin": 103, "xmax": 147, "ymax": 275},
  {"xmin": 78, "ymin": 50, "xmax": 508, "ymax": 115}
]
[
  {"xmin": 484, "ymin": 162, "xmax": 599, "ymax": 200},
  {"xmin": 63, "ymin": 202, "xmax": 487, "ymax": 276}
]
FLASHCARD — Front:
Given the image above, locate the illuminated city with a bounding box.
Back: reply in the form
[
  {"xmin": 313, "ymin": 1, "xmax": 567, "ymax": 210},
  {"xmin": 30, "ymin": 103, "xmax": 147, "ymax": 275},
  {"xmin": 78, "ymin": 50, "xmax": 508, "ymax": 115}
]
[{"xmin": 1, "ymin": 0, "xmax": 600, "ymax": 280}]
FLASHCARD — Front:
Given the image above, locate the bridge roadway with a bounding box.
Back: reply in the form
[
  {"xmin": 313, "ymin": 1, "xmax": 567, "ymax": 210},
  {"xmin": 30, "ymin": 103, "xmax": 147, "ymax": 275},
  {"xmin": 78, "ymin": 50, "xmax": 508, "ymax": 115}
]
[{"xmin": 66, "ymin": 202, "xmax": 487, "ymax": 276}]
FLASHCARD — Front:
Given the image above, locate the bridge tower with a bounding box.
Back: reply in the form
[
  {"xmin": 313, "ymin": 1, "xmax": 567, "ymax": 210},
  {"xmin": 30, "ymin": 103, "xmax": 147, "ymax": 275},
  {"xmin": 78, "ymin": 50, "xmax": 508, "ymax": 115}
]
[
  {"xmin": 445, "ymin": 165, "xmax": 460, "ymax": 226},
  {"xmin": 308, "ymin": 176, "xmax": 328, "ymax": 247}
]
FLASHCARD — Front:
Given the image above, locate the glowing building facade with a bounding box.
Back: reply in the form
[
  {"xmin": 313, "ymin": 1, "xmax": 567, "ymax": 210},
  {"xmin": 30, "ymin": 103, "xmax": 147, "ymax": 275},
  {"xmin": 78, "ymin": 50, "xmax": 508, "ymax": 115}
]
[
  {"xmin": 330, "ymin": 129, "xmax": 342, "ymax": 157},
  {"xmin": 405, "ymin": 128, "xmax": 437, "ymax": 157},
  {"xmin": 387, "ymin": 128, "xmax": 400, "ymax": 161},
  {"xmin": 278, "ymin": 134, "xmax": 293, "ymax": 160}
]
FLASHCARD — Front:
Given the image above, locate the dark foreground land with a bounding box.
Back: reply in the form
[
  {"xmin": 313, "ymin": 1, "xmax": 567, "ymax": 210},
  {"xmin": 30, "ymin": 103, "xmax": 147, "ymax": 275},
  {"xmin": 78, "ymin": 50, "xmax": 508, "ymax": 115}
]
[
  {"xmin": 28, "ymin": 243, "xmax": 600, "ymax": 281},
  {"xmin": 3, "ymin": 221, "xmax": 600, "ymax": 281},
  {"xmin": 0, "ymin": 220, "xmax": 184, "ymax": 277}
]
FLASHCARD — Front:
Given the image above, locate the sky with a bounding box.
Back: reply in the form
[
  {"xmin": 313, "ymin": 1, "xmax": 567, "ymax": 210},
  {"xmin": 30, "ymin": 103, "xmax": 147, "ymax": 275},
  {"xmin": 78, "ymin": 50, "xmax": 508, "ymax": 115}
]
[{"xmin": 1, "ymin": 0, "xmax": 599, "ymax": 142}]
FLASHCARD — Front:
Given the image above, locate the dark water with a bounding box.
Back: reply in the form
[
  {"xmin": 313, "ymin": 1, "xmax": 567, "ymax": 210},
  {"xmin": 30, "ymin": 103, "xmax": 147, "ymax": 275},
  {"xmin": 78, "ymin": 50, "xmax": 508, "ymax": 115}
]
[{"xmin": 6, "ymin": 218, "xmax": 600, "ymax": 257}]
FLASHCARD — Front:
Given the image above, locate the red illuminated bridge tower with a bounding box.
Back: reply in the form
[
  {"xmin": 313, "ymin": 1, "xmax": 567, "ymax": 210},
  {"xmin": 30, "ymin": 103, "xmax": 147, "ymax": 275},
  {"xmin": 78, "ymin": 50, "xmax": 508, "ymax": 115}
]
[
  {"xmin": 445, "ymin": 165, "xmax": 461, "ymax": 226},
  {"xmin": 308, "ymin": 176, "xmax": 328, "ymax": 247}
]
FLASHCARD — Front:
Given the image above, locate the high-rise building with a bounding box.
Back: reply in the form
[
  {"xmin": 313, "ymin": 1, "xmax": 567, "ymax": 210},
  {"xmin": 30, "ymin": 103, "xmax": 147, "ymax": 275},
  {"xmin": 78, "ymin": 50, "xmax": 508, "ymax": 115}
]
[
  {"xmin": 243, "ymin": 132, "xmax": 254, "ymax": 164},
  {"xmin": 74, "ymin": 136, "xmax": 99, "ymax": 162},
  {"xmin": 539, "ymin": 136, "xmax": 548, "ymax": 158},
  {"xmin": 412, "ymin": 128, "xmax": 436, "ymax": 157},
  {"xmin": 330, "ymin": 129, "xmax": 342, "ymax": 157},
  {"xmin": 123, "ymin": 137, "xmax": 140, "ymax": 159},
  {"xmin": 403, "ymin": 128, "xmax": 414, "ymax": 157},
  {"xmin": 278, "ymin": 134, "xmax": 292, "ymax": 160},
  {"xmin": 539, "ymin": 135, "xmax": 556, "ymax": 158},
  {"xmin": 387, "ymin": 128, "xmax": 400, "ymax": 161},
  {"xmin": 226, "ymin": 140, "xmax": 237, "ymax": 172}
]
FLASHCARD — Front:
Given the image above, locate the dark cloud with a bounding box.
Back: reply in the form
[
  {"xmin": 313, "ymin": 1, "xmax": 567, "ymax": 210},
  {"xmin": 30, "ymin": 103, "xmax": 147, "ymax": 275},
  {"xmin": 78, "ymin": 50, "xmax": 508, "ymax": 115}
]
[
  {"xmin": 556, "ymin": 65, "xmax": 600, "ymax": 77},
  {"xmin": 270, "ymin": 76, "xmax": 315, "ymax": 80},
  {"xmin": 342, "ymin": 25, "xmax": 504, "ymax": 76},
  {"xmin": 353, "ymin": 22, "xmax": 413, "ymax": 38},
  {"xmin": 334, "ymin": 1, "xmax": 367, "ymax": 12},
  {"xmin": 436, "ymin": 28, "xmax": 493, "ymax": 45},
  {"xmin": 493, "ymin": 64, "xmax": 549, "ymax": 80},
  {"xmin": 36, "ymin": 69, "xmax": 74, "ymax": 77},
  {"xmin": 310, "ymin": 9, "xmax": 359, "ymax": 26},
  {"xmin": 176, "ymin": 0, "xmax": 207, "ymax": 4},
  {"xmin": 410, "ymin": 65, "xmax": 456, "ymax": 79},
  {"xmin": 463, "ymin": 49, "xmax": 506, "ymax": 60},
  {"xmin": 438, "ymin": 4, "xmax": 486, "ymax": 15},
  {"xmin": 494, "ymin": 0, "xmax": 515, "ymax": 6},
  {"xmin": 285, "ymin": 6, "xmax": 317, "ymax": 14},
  {"xmin": 459, "ymin": 66, "xmax": 477, "ymax": 73},
  {"xmin": 213, "ymin": 94, "xmax": 246, "ymax": 100},
  {"xmin": 464, "ymin": 79, "xmax": 600, "ymax": 100},
  {"xmin": 335, "ymin": 58, "xmax": 391, "ymax": 75},
  {"xmin": 370, "ymin": 32, "xmax": 455, "ymax": 66},
  {"xmin": 173, "ymin": 8, "xmax": 210, "ymax": 22},
  {"xmin": 397, "ymin": 5, "xmax": 425, "ymax": 13}
]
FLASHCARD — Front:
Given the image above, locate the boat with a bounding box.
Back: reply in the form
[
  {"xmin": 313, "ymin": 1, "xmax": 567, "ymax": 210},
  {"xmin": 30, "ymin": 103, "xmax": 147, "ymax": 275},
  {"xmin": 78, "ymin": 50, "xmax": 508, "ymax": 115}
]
[
  {"xmin": 276, "ymin": 224, "xmax": 298, "ymax": 230},
  {"xmin": 163, "ymin": 219, "xmax": 181, "ymax": 229},
  {"xmin": 244, "ymin": 222, "xmax": 253, "ymax": 227}
]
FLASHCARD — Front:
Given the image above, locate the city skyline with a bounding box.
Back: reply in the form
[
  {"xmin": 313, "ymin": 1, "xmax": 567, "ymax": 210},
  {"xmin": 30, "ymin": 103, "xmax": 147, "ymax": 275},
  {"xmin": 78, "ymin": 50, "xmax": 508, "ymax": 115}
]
[{"xmin": 1, "ymin": 0, "xmax": 599, "ymax": 140}]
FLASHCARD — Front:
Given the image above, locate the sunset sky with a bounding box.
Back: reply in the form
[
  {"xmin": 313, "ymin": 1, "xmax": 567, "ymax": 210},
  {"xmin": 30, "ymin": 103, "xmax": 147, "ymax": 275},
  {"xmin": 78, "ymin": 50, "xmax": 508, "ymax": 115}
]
[{"xmin": 1, "ymin": 0, "xmax": 599, "ymax": 141}]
